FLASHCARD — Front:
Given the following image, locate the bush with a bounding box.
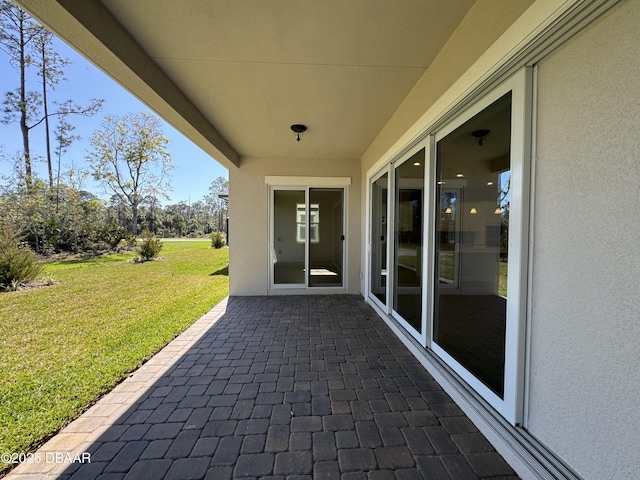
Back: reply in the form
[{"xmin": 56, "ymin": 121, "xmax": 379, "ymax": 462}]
[
  {"xmin": 0, "ymin": 223, "xmax": 44, "ymax": 291},
  {"xmin": 136, "ymin": 229, "xmax": 162, "ymax": 261},
  {"xmin": 210, "ymin": 231, "xmax": 226, "ymax": 249},
  {"xmin": 99, "ymin": 221, "xmax": 128, "ymax": 249}
]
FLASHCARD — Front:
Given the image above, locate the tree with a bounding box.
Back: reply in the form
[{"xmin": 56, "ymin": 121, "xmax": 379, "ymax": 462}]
[
  {"xmin": 88, "ymin": 112, "xmax": 173, "ymax": 235},
  {"xmin": 205, "ymin": 176, "xmax": 229, "ymax": 233},
  {"xmin": 34, "ymin": 28, "xmax": 65, "ymax": 188},
  {"xmin": 53, "ymin": 119, "xmax": 79, "ymax": 209},
  {"xmin": 0, "ymin": 1, "xmax": 40, "ymax": 188},
  {"xmin": 0, "ymin": 1, "xmax": 102, "ymax": 190}
]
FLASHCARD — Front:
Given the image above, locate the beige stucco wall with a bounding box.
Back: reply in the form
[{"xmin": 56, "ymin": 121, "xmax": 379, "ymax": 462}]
[
  {"xmin": 229, "ymin": 157, "xmax": 361, "ymax": 295},
  {"xmin": 528, "ymin": 1, "xmax": 640, "ymax": 478}
]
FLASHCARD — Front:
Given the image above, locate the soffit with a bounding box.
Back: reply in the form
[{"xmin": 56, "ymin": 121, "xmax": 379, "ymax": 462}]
[{"xmin": 19, "ymin": 0, "xmax": 477, "ymax": 165}]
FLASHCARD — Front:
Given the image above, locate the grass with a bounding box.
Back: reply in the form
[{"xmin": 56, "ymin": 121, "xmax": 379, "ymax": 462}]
[{"xmin": 0, "ymin": 241, "xmax": 228, "ymax": 473}]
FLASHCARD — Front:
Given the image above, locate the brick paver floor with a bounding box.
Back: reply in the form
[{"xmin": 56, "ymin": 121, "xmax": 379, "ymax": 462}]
[{"xmin": 6, "ymin": 295, "xmax": 519, "ymax": 479}]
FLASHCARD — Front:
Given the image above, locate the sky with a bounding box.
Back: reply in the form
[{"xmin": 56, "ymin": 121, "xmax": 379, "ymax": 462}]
[{"xmin": 0, "ymin": 35, "xmax": 228, "ymax": 205}]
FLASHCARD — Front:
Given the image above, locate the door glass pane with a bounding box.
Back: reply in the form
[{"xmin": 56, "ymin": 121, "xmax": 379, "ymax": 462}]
[
  {"xmin": 273, "ymin": 189, "xmax": 305, "ymax": 285},
  {"xmin": 434, "ymin": 92, "xmax": 511, "ymax": 398},
  {"xmin": 308, "ymin": 188, "xmax": 343, "ymax": 287},
  {"xmin": 393, "ymin": 149, "xmax": 425, "ymax": 333},
  {"xmin": 370, "ymin": 173, "xmax": 388, "ymax": 304}
]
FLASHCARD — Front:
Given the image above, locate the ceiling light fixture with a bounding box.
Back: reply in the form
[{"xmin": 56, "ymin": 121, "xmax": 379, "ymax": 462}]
[
  {"xmin": 471, "ymin": 129, "xmax": 490, "ymax": 146},
  {"xmin": 290, "ymin": 124, "xmax": 307, "ymax": 142}
]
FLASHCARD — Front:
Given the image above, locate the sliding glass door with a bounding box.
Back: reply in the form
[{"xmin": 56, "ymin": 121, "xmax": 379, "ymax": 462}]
[
  {"xmin": 433, "ymin": 92, "xmax": 512, "ymax": 398},
  {"xmin": 369, "ymin": 172, "xmax": 388, "ymax": 306},
  {"xmin": 431, "ymin": 70, "xmax": 530, "ymax": 424},
  {"xmin": 392, "ymin": 149, "xmax": 425, "ymax": 335},
  {"xmin": 273, "ymin": 189, "xmax": 306, "ymax": 286},
  {"xmin": 308, "ymin": 188, "xmax": 344, "ymax": 287},
  {"xmin": 271, "ymin": 186, "xmax": 345, "ymax": 289},
  {"xmin": 367, "ymin": 69, "xmax": 530, "ymax": 424},
  {"xmin": 368, "ymin": 145, "xmax": 427, "ymax": 342}
]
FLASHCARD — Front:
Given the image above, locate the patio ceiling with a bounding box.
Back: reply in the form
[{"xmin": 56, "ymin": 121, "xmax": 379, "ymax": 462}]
[{"xmin": 16, "ymin": 0, "xmax": 477, "ymax": 169}]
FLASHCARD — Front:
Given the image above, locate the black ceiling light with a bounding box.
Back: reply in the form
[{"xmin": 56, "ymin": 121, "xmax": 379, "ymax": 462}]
[
  {"xmin": 471, "ymin": 129, "xmax": 490, "ymax": 146},
  {"xmin": 291, "ymin": 124, "xmax": 307, "ymax": 142}
]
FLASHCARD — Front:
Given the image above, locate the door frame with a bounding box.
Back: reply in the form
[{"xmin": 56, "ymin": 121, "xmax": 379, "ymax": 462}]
[
  {"xmin": 368, "ymin": 168, "xmax": 390, "ymax": 312},
  {"xmin": 266, "ymin": 176, "xmax": 351, "ymax": 293},
  {"xmin": 428, "ymin": 68, "xmax": 532, "ymax": 425},
  {"xmin": 367, "ymin": 139, "xmax": 432, "ymax": 346}
]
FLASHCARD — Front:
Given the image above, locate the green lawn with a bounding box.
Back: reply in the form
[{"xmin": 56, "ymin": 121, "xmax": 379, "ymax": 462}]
[{"xmin": 0, "ymin": 241, "xmax": 228, "ymax": 473}]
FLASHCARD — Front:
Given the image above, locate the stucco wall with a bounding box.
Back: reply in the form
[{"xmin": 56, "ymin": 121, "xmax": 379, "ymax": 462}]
[
  {"xmin": 529, "ymin": 1, "xmax": 640, "ymax": 477},
  {"xmin": 229, "ymin": 157, "xmax": 361, "ymax": 295}
]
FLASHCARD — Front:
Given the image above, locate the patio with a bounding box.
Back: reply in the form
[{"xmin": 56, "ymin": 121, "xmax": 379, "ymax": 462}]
[{"xmin": 7, "ymin": 295, "xmax": 519, "ymax": 479}]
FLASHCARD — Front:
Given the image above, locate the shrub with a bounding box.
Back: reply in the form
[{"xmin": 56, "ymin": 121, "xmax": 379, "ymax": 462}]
[
  {"xmin": 0, "ymin": 223, "xmax": 44, "ymax": 291},
  {"xmin": 99, "ymin": 221, "xmax": 128, "ymax": 249},
  {"xmin": 136, "ymin": 229, "xmax": 162, "ymax": 261},
  {"xmin": 210, "ymin": 231, "xmax": 226, "ymax": 249},
  {"xmin": 123, "ymin": 232, "xmax": 138, "ymax": 249}
]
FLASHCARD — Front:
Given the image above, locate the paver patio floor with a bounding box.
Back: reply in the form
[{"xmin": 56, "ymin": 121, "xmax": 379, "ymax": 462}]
[{"xmin": 7, "ymin": 295, "xmax": 519, "ymax": 479}]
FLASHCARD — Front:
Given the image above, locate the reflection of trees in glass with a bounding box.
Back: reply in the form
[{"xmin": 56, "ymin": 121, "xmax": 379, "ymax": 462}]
[{"xmin": 498, "ymin": 172, "xmax": 510, "ymax": 261}]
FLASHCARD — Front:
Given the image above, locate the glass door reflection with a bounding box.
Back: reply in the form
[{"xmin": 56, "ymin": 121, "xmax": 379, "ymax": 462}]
[
  {"xmin": 370, "ymin": 172, "xmax": 388, "ymax": 305},
  {"xmin": 438, "ymin": 188, "xmax": 461, "ymax": 290},
  {"xmin": 392, "ymin": 149, "xmax": 425, "ymax": 334}
]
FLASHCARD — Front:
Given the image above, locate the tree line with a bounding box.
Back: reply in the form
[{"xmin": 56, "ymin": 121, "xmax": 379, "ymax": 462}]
[
  {"xmin": 0, "ymin": 174, "xmax": 229, "ymax": 255},
  {"xmin": 0, "ymin": 1, "xmax": 228, "ymax": 255}
]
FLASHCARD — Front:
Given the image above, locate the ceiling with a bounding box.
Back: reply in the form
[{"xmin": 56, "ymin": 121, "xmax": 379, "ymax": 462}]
[{"xmin": 17, "ymin": 0, "xmax": 477, "ymax": 169}]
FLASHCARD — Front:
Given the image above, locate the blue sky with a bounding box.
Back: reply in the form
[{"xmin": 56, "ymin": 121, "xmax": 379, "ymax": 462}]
[{"xmin": 0, "ymin": 36, "xmax": 228, "ymax": 205}]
